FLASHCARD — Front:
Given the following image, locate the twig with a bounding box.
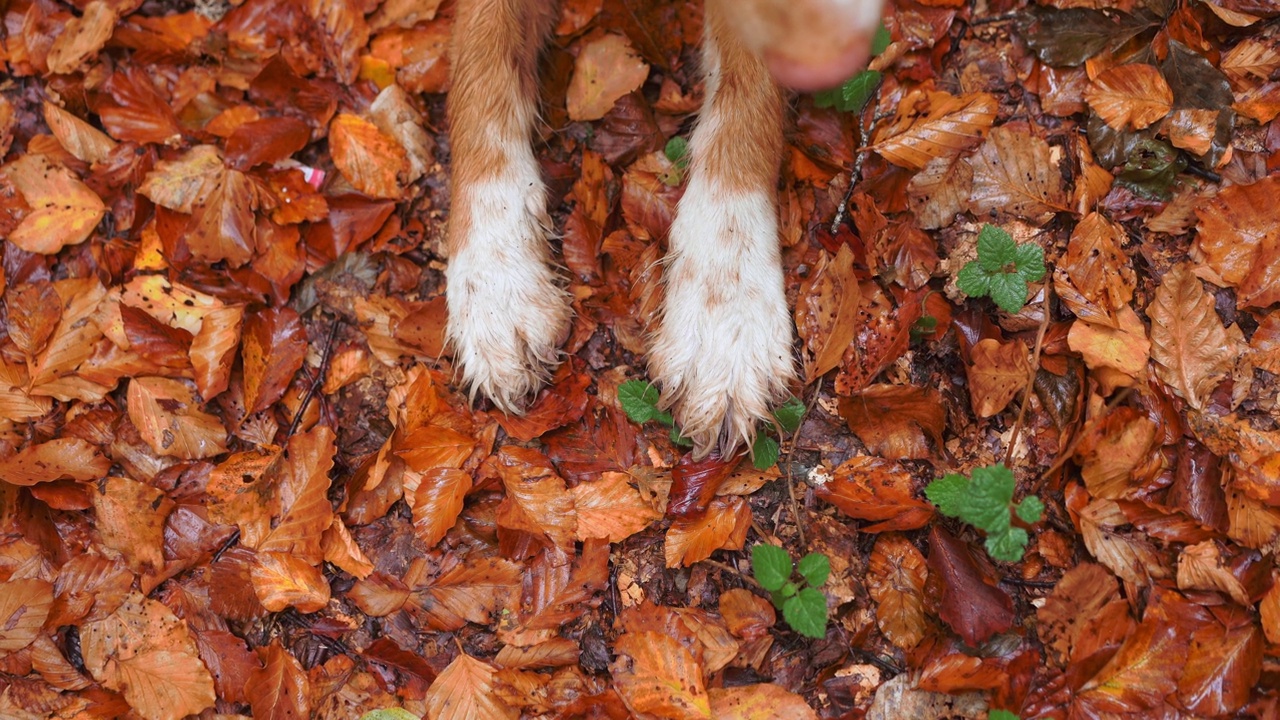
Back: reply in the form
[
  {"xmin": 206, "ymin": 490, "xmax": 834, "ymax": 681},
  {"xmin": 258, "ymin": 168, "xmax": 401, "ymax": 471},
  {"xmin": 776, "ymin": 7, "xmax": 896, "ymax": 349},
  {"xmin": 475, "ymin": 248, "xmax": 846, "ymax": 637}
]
[
  {"xmin": 702, "ymin": 558, "xmax": 764, "ymax": 591},
  {"xmin": 287, "ymin": 319, "xmax": 342, "ymax": 439},
  {"xmin": 782, "ymin": 382, "xmax": 823, "ymax": 547},
  {"xmin": 829, "ymin": 83, "xmax": 884, "ymax": 235},
  {"xmin": 1003, "ymin": 284, "xmax": 1053, "ymax": 467},
  {"xmin": 1034, "ymin": 387, "xmax": 1134, "ymax": 494}
]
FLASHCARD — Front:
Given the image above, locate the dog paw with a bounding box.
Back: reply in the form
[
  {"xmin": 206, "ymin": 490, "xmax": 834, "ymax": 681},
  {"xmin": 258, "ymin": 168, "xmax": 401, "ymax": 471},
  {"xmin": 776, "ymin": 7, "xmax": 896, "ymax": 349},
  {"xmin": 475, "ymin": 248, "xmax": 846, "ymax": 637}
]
[
  {"xmin": 447, "ymin": 175, "xmax": 571, "ymax": 412},
  {"xmin": 648, "ymin": 190, "xmax": 796, "ymax": 457}
]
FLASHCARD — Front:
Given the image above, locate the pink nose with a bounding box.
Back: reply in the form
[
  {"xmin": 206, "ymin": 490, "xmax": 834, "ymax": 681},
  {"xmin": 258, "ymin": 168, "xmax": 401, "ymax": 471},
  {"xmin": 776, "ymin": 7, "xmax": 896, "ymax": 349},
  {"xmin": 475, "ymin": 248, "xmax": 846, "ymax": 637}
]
[{"xmin": 764, "ymin": 38, "xmax": 875, "ymax": 92}]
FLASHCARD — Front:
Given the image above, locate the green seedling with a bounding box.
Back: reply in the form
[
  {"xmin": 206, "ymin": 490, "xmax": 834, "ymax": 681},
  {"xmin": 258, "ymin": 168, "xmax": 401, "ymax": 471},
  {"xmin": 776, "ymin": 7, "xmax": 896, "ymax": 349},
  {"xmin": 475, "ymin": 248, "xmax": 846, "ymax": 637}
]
[
  {"xmin": 925, "ymin": 463, "xmax": 1044, "ymax": 562},
  {"xmin": 813, "ymin": 24, "xmax": 891, "ymax": 114},
  {"xmin": 750, "ymin": 544, "xmax": 831, "ymax": 639},
  {"xmin": 956, "ymin": 224, "xmax": 1046, "ymax": 314}
]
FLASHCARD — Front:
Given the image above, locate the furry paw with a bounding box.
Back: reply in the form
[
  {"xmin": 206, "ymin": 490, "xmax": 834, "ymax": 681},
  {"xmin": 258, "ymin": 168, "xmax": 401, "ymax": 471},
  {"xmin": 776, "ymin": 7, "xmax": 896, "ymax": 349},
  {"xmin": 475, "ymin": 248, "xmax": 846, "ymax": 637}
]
[
  {"xmin": 447, "ymin": 174, "xmax": 571, "ymax": 412},
  {"xmin": 648, "ymin": 189, "xmax": 796, "ymax": 457}
]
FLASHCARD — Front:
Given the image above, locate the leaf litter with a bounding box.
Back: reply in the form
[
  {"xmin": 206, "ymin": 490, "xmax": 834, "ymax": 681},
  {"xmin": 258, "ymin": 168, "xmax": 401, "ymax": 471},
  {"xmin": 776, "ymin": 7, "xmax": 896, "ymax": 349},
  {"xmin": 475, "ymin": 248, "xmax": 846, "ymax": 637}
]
[{"xmin": 0, "ymin": 0, "xmax": 1279, "ymax": 718}]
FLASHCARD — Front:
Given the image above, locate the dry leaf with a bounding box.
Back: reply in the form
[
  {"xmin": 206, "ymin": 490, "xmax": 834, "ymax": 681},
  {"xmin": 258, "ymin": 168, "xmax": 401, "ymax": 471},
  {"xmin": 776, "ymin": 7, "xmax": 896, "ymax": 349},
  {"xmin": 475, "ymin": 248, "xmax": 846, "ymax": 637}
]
[
  {"xmin": 1, "ymin": 154, "xmax": 105, "ymax": 254},
  {"xmin": 966, "ymin": 339, "xmax": 1030, "ymax": 418},
  {"xmin": 870, "ymin": 90, "xmax": 997, "ymax": 170},
  {"xmin": 1085, "ymin": 64, "xmax": 1173, "ymax": 130},
  {"xmin": 425, "ymin": 653, "xmax": 516, "ymax": 720},
  {"xmin": 250, "ymin": 551, "xmax": 331, "ymax": 613},
  {"xmin": 46, "ymin": 1, "xmax": 119, "ymax": 74},
  {"xmin": 866, "ymin": 533, "xmax": 928, "ymax": 650},
  {"xmin": 572, "ymin": 471, "xmax": 661, "ymax": 542},
  {"xmin": 709, "ymin": 684, "xmax": 817, "ymax": 720},
  {"xmin": 1194, "ymin": 176, "xmax": 1280, "ymax": 308},
  {"xmin": 664, "ymin": 495, "xmax": 751, "ymax": 568},
  {"xmin": 330, "ymin": 113, "xmax": 408, "ymax": 199},
  {"xmin": 0, "ymin": 438, "xmax": 111, "ymax": 485},
  {"xmin": 813, "ymin": 456, "xmax": 934, "ymax": 532},
  {"xmin": 611, "ymin": 631, "xmax": 710, "ymax": 720},
  {"xmin": 1147, "ymin": 264, "xmax": 1234, "ymax": 409},
  {"xmin": 795, "ymin": 244, "xmax": 861, "ymax": 382},
  {"xmin": 126, "ymin": 376, "xmax": 229, "ymax": 459},
  {"xmin": 566, "ymin": 33, "xmax": 650, "ymax": 122},
  {"xmin": 967, "ymin": 125, "xmax": 1069, "ymax": 223}
]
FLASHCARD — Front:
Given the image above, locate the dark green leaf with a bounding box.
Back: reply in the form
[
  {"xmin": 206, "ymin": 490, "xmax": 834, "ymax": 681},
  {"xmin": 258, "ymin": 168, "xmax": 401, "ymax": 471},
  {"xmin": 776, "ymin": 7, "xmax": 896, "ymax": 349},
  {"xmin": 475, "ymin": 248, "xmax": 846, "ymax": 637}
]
[
  {"xmin": 977, "ymin": 224, "xmax": 1017, "ymax": 272},
  {"xmin": 783, "ymin": 588, "xmax": 829, "ymax": 639},
  {"xmin": 1086, "ymin": 113, "xmax": 1151, "ymax": 169},
  {"xmin": 618, "ymin": 381, "xmax": 662, "ymax": 424},
  {"xmin": 986, "ymin": 526, "xmax": 1030, "ymax": 562},
  {"xmin": 925, "ymin": 474, "xmax": 970, "ymax": 518},
  {"xmin": 1023, "ymin": 7, "xmax": 1157, "ymax": 67},
  {"xmin": 751, "ymin": 544, "xmax": 792, "ymax": 591},
  {"xmin": 1017, "ymin": 496, "xmax": 1045, "ymax": 524},
  {"xmin": 664, "ymin": 136, "xmax": 690, "ymax": 169},
  {"xmin": 1115, "ymin": 138, "xmax": 1185, "ymax": 200},
  {"xmin": 752, "ymin": 434, "xmax": 780, "ymax": 470},
  {"xmin": 773, "ymin": 396, "xmax": 806, "ymax": 433},
  {"xmin": 989, "ymin": 710, "xmax": 1021, "ymax": 720},
  {"xmin": 796, "ymin": 553, "xmax": 830, "ymax": 587},
  {"xmin": 988, "ymin": 272, "xmax": 1030, "ymax": 314},
  {"xmin": 1013, "ymin": 243, "xmax": 1046, "ymax": 283},
  {"xmin": 838, "ymin": 70, "xmax": 881, "ymax": 113},
  {"xmin": 670, "ymin": 425, "xmax": 693, "ymax": 446},
  {"xmin": 956, "ymin": 261, "xmax": 992, "ymax": 299},
  {"xmin": 1160, "ymin": 41, "xmax": 1235, "ymax": 166},
  {"xmin": 966, "ymin": 464, "xmax": 1016, "ymax": 533},
  {"xmin": 871, "ymin": 23, "xmax": 891, "ymax": 56}
]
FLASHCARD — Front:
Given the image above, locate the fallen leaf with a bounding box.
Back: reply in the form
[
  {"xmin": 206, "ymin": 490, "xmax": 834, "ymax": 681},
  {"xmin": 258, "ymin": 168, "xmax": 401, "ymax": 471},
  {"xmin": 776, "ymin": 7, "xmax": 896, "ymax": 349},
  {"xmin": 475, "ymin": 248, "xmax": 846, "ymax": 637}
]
[
  {"xmin": 813, "ymin": 456, "xmax": 934, "ymax": 532},
  {"xmin": 866, "ymin": 533, "xmax": 929, "ymax": 650},
  {"xmin": 1147, "ymin": 264, "xmax": 1235, "ymax": 409},
  {"xmin": 967, "ymin": 125, "xmax": 1070, "ymax": 223},
  {"xmin": 0, "ymin": 438, "xmax": 111, "ymax": 485},
  {"xmin": 0, "ymin": 578, "xmax": 53, "ymax": 653},
  {"xmin": 1076, "ymin": 591, "xmax": 1190, "ymax": 715},
  {"xmin": 870, "ymin": 90, "xmax": 997, "ymax": 170},
  {"xmin": 709, "ymin": 684, "xmax": 817, "ymax": 720},
  {"xmin": 1053, "ymin": 211, "xmax": 1136, "ymax": 326},
  {"xmin": 250, "ymin": 551, "xmax": 331, "ymax": 613},
  {"xmin": 1194, "ymin": 176, "xmax": 1280, "ymax": 308},
  {"xmin": 837, "ymin": 385, "xmax": 945, "ymax": 460},
  {"xmin": 1178, "ymin": 606, "xmax": 1264, "ymax": 716},
  {"xmin": 92, "ymin": 476, "xmax": 173, "ymax": 575},
  {"xmin": 572, "ymin": 471, "xmax": 661, "ymax": 542},
  {"xmin": 664, "ymin": 495, "xmax": 751, "ymax": 568},
  {"xmin": 611, "ymin": 631, "xmax": 710, "ymax": 720},
  {"xmin": 330, "ymin": 112, "xmax": 407, "ymax": 199},
  {"xmin": 1085, "ymin": 63, "xmax": 1173, "ymax": 130},
  {"xmin": 927, "ymin": 525, "xmax": 1013, "ymax": 647},
  {"xmin": 966, "ymin": 338, "xmax": 1030, "ymax": 418},
  {"xmin": 410, "ymin": 467, "xmax": 471, "ymax": 547},
  {"xmin": 1, "ymin": 154, "xmax": 105, "ymax": 254},
  {"xmin": 46, "ymin": 1, "xmax": 119, "ymax": 74},
  {"xmin": 424, "ymin": 653, "xmax": 516, "ymax": 720},
  {"xmin": 566, "ymin": 33, "xmax": 649, "ymax": 122},
  {"xmin": 246, "ymin": 639, "xmax": 311, "ymax": 720},
  {"xmin": 126, "ymin": 376, "xmax": 229, "ymax": 459},
  {"xmin": 795, "ymin": 244, "xmax": 861, "ymax": 382},
  {"xmin": 1067, "ymin": 306, "xmax": 1151, "ymax": 385}
]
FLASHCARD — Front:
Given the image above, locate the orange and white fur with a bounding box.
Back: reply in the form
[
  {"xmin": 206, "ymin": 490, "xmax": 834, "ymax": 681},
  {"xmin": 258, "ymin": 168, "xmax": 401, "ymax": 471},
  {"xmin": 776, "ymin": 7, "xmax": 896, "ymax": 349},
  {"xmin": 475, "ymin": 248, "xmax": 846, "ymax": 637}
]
[{"xmin": 446, "ymin": 0, "xmax": 883, "ymax": 456}]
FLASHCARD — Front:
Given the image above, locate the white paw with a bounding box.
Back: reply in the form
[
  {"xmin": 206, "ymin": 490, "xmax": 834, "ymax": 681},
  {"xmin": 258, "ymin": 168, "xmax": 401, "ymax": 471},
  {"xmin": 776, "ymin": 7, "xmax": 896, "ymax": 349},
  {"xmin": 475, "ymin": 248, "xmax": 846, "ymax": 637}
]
[
  {"xmin": 648, "ymin": 186, "xmax": 796, "ymax": 456},
  {"xmin": 447, "ymin": 172, "xmax": 571, "ymax": 412}
]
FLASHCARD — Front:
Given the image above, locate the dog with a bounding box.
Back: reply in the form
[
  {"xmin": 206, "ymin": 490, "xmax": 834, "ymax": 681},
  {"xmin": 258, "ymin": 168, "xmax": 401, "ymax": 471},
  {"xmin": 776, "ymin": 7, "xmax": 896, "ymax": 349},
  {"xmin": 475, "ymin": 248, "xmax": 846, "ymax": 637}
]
[{"xmin": 445, "ymin": 0, "xmax": 883, "ymax": 457}]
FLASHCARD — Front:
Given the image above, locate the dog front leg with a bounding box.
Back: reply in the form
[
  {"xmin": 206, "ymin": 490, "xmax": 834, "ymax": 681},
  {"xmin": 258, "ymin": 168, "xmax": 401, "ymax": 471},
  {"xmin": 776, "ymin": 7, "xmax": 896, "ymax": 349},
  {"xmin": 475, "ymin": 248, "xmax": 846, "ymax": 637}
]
[
  {"xmin": 445, "ymin": 0, "xmax": 569, "ymax": 411},
  {"xmin": 647, "ymin": 0, "xmax": 795, "ymax": 458}
]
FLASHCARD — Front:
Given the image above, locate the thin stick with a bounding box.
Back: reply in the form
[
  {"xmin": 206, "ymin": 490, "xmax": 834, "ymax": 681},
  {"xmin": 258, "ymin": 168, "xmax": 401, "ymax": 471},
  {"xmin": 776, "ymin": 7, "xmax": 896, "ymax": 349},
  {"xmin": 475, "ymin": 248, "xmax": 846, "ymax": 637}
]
[
  {"xmin": 702, "ymin": 558, "xmax": 764, "ymax": 591},
  {"xmin": 1003, "ymin": 284, "xmax": 1052, "ymax": 468},
  {"xmin": 830, "ymin": 83, "xmax": 884, "ymax": 235},
  {"xmin": 287, "ymin": 319, "xmax": 342, "ymax": 439}
]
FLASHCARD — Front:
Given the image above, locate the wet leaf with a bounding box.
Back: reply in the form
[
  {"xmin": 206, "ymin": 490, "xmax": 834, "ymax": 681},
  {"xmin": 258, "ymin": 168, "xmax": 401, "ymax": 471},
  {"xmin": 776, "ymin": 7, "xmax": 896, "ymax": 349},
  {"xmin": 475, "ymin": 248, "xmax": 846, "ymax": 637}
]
[
  {"xmin": 611, "ymin": 631, "xmax": 710, "ymax": 720},
  {"xmin": 1, "ymin": 154, "xmax": 105, "ymax": 254},
  {"xmin": 814, "ymin": 456, "xmax": 934, "ymax": 532},
  {"xmin": 1147, "ymin": 264, "xmax": 1235, "ymax": 409}
]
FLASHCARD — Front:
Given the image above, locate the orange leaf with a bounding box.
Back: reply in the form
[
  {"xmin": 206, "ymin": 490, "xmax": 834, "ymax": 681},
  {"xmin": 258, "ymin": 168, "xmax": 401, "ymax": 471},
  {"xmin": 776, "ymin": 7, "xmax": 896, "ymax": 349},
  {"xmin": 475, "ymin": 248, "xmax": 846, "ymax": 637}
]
[
  {"xmin": 966, "ymin": 338, "xmax": 1030, "ymax": 419},
  {"xmin": 1194, "ymin": 176, "xmax": 1280, "ymax": 309},
  {"xmin": 1076, "ymin": 591, "xmax": 1189, "ymax": 715},
  {"xmin": 91, "ymin": 476, "xmax": 174, "ymax": 575},
  {"xmin": 572, "ymin": 471, "xmax": 661, "ymax": 542},
  {"xmin": 1036, "ymin": 563, "xmax": 1130, "ymax": 668},
  {"xmin": 1053, "ymin": 211, "xmax": 1135, "ymax": 326},
  {"xmin": 250, "ymin": 551, "xmax": 331, "ymax": 613},
  {"xmin": 611, "ymin": 631, "xmax": 711, "ymax": 720},
  {"xmin": 709, "ymin": 684, "xmax": 817, "ymax": 720},
  {"xmin": 1073, "ymin": 407, "xmax": 1159, "ymax": 500},
  {"xmin": 256, "ymin": 426, "xmax": 336, "ymax": 562},
  {"xmin": 80, "ymin": 591, "xmax": 216, "ymax": 720},
  {"xmin": 46, "ymin": 0, "xmax": 118, "ymax": 74},
  {"xmin": 837, "ymin": 384, "xmax": 944, "ymax": 460},
  {"xmin": 866, "ymin": 533, "xmax": 928, "ymax": 651},
  {"xmin": 329, "ymin": 112, "xmax": 407, "ymax": 199},
  {"xmin": 1085, "ymin": 63, "xmax": 1173, "ymax": 130},
  {"xmin": 0, "ymin": 438, "xmax": 110, "ymax": 485},
  {"xmin": 424, "ymin": 652, "xmax": 516, "ymax": 720},
  {"xmin": 1067, "ymin": 306, "xmax": 1151, "ymax": 384},
  {"xmin": 664, "ymin": 495, "xmax": 750, "ymax": 568},
  {"xmin": 566, "ymin": 33, "xmax": 650, "ymax": 122},
  {"xmin": 493, "ymin": 447, "xmax": 576, "ymax": 552},
  {"xmin": 189, "ymin": 304, "xmax": 244, "ymax": 399},
  {"xmin": 126, "ymin": 376, "xmax": 228, "ymax": 459},
  {"xmin": 719, "ymin": 588, "xmax": 775, "ymax": 641},
  {"xmin": 870, "ymin": 90, "xmax": 997, "ymax": 170},
  {"xmin": 43, "ymin": 101, "xmax": 116, "ymax": 164},
  {"xmin": 795, "ymin": 244, "xmax": 861, "ymax": 383},
  {"xmin": 241, "ymin": 306, "xmax": 308, "ymax": 416},
  {"xmin": 412, "ymin": 557, "xmax": 521, "ymax": 630},
  {"xmin": 813, "ymin": 456, "xmax": 934, "ymax": 532},
  {"xmin": 1147, "ymin": 264, "xmax": 1235, "ymax": 410},
  {"xmin": 398, "ymin": 424, "xmax": 477, "ymax": 471},
  {"xmin": 0, "ymin": 578, "xmax": 53, "ymax": 653},
  {"xmin": 967, "ymin": 125, "xmax": 1069, "ymax": 223},
  {"xmin": 246, "ymin": 639, "xmax": 311, "ymax": 720},
  {"xmin": 410, "ymin": 468, "xmax": 472, "ymax": 547},
  {"xmin": 1178, "ymin": 607, "xmax": 1264, "ymax": 716},
  {"xmin": 1, "ymin": 154, "xmax": 105, "ymax": 254}
]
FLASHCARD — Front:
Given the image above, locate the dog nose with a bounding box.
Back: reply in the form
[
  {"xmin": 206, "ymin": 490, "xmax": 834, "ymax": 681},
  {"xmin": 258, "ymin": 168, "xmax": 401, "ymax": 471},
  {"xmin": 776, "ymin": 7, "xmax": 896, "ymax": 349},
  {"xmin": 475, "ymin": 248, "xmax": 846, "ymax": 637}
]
[{"xmin": 763, "ymin": 37, "xmax": 876, "ymax": 92}]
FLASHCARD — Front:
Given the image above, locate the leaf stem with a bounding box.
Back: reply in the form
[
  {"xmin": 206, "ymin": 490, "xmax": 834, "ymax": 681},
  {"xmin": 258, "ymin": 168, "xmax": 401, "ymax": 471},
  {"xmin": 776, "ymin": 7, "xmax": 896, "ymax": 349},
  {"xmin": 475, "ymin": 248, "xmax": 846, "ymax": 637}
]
[{"xmin": 1003, "ymin": 283, "xmax": 1052, "ymax": 467}]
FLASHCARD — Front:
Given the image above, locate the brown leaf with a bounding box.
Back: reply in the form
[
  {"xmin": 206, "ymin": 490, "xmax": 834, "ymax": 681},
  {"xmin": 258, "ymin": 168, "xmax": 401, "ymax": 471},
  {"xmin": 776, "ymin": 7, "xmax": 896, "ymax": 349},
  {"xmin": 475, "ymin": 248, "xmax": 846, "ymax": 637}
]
[
  {"xmin": 250, "ymin": 551, "xmax": 331, "ymax": 613},
  {"xmin": 412, "ymin": 557, "xmax": 521, "ymax": 631},
  {"xmin": 94, "ymin": 66, "xmax": 181, "ymax": 144},
  {"xmin": 572, "ymin": 471, "xmax": 661, "ymax": 542},
  {"xmin": 189, "ymin": 304, "xmax": 244, "ymax": 399},
  {"xmin": 795, "ymin": 244, "xmax": 861, "ymax": 382},
  {"xmin": 906, "ymin": 154, "xmax": 974, "ymax": 230},
  {"xmin": 1085, "ymin": 63, "xmax": 1173, "ymax": 130},
  {"xmin": 369, "ymin": 84, "xmax": 435, "ymax": 183},
  {"xmin": 46, "ymin": 0, "xmax": 118, "ymax": 74},
  {"xmin": 1073, "ymin": 406, "xmax": 1159, "ymax": 500},
  {"xmin": 966, "ymin": 338, "xmax": 1030, "ymax": 419},
  {"xmin": 1053, "ymin": 212, "xmax": 1135, "ymax": 326},
  {"xmin": 0, "ymin": 438, "xmax": 110, "ymax": 485},
  {"xmin": 813, "ymin": 456, "xmax": 934, "ymax": 532},
  {"xmin": 349, "ymin": 573, "xmax": 411, "ymax": 617},
  {"xmin": 410, "ymin": 467, "xmax": 472, "ymax": 547},
  {"xmin": 709, "ymin": 684, "xmax": 817, "ymax": 720},
  {"xmin": 1147, "ymin": 263, "xmax": 1235, "ymax": 409},
  {"xmin": 80, "ymin": 591, "xmax": 216, "ymax": 720},
  {"xmin": 611, "ymin": 631, "xmax": 710, "ymax": 720},
  {"xmin": 1076, "ymin": 591, "xmax": 1190, "ymax": 715},
  {"xmin": 664, "ymin": 496, "xmax": 751, "ymax": 568},
  {"xmin": 866, "ymin": 533, "xmax": 929, "ymax": 650},
  {"xmin": 424, "ymin": 653, "xmax": 516, "ymax": 720},
  {"xmin": 1036, "ymin": 563, "xmax": 1131, "ymax": 669},
  {"xmin": 1194, "ymin": 176, "xmax": 1280, "ymax": 308},
  {"xmin": 492, "ymin": 447, "xmax": 576, "ymax": 553},
  {"xmin": 246, "ymin": 639, "xmax": 311, "ymax": 720},
  {"xmin": 1179, "ymin": 606, "xmax": 1264, "ymax": 716},
  {"xmin": 967, "ymin": 125, "xmax": 1070, "ymax": 223},
  {"xmin": 1176, "ymin": 540, "xmax": 1252, "ymax": 605},
  {"xmin": 257, "ymin": 426, "xmax": 336, "ymax": 562},
  {"xmin": 329, "ymin": 112, "xmax": 407, "ymax": 199},
  {"xmin": 927, "ymin": 524, "xmax": 1013, "ymax": 647},
  {"xmin": 241, "ymin": 306, "xmax": 308, "ymax": 415},
  {"xmin": 0, "ymin": 578, "xmax": 53, "ymax": 653},
  {"xmin": 6, "ymin": 281, "xmax": 60, "ymax": 358},
  {"xmin": 719, "ymin": 588, "xmax": 775, "ymax": 641},
  {"xmin": 1, "ymin": 154, "xmax": 105, "ymax": 254},
  {"xmin": 870, "ymin": 90, "xmax": 997, "ymax": 170},
  {"xmin": 567, "ymin": 33, "xmax": 650, "ymax": 121},
  {"xmin": 1078, "ymin": 497, "xmax": 1171, "ymax": 586},
  {"xmin": 126, "ymin": 377, "xmax": 228, "ymax": 459},
  {"xmin": 42, "ymin": 101, "xmax": 117, "ymax": 164},
  {"xmin": 92, "ymin": 476, "xmax": 173, "ymax": 575},
  {"xmin": 668, "ymin": 452, "xmax": 738, "ymax": 519},
  {"xmin": 837, "ymin": 384, "xmax": 944, "ymax": 460}
]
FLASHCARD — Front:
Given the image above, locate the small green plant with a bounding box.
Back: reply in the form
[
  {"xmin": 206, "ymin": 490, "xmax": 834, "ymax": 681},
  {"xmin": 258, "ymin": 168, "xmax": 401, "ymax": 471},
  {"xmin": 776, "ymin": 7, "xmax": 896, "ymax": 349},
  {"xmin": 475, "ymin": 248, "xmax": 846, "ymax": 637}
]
[
  {"xmin": 359, "ymin": 710, "xmax": 418, "ymax": 720},
  {"xmin": 813, "ymin": 24, "xmax": 890, "ymax": 114},
  {"xmin": 989, "ymin": 710, "xmax": 1021, "ymax": 720},
  {"xmin": 617, "ymin": 381, "xmax": 804, "ymax": 470},
  {"xmin": 659, "ymin": 136, "xmax": 691, "ymax": 186},
  {"xmin": 955, "ymin": 224, "xmax": 1046, "ymax": 314},
  {"xmin": 750, "ymin": 544, "xmax": 830, "ymax": 639},
  {"xmin": 925, "ymin": 464, "xmax": 1044, "ymax": 562}
]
